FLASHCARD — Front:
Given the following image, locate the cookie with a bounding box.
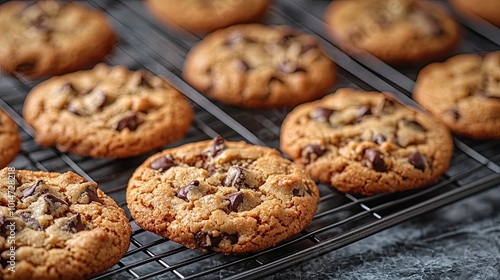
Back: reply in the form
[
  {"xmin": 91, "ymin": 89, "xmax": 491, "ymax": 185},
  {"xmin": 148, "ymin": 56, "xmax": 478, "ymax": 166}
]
[
  {"xmin": 23, "ymin": 64, "xmax": 194, "ymax": 158},
  {"xmin": 0, "ymin": 1, "xmax": 116, "ymax": 79},
  {"xmin": 126, "ymin": 136, "xmax": 319, "ymax": 254},
  {"xmin": 324, "ymin": 0, "xmax": 461, "ymax": 65},
  {"xmin": 280, "ymin": 88, "xmax": 454, "ymax": 196},
  {"xmin": 449, "ymin": 0, "xmax": 500, "ymax": 27},
  {"xmin": 0, "ymin": 168, "xmax": 131, "ymax": 280},
  {"xmin": 413, "ymin": 51, "xmax": 500, "ymax": 139},
  {"xmin": 183, "ymin": 24, "xmax": 336, "ymax": 108},
  {"xmin": 0, "ymin": 110, "xmax": 21, "ymax": 169},
  {"xmin": 145, "ymin": 0, "xmax": 271, "ymax": 34}
]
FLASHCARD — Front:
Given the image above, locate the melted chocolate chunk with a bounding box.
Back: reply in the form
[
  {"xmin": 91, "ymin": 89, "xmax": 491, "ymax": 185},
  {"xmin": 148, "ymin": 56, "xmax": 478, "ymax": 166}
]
[
  {"xmin": 225, "ymin": 192, "xmax": 244, "ymax": 212},
  {"xmin": 209, "ymin": 136, "xmax": 226, "ymax": 157},
  {"xmin": 85, "ymin": 187, "xmax": 101, "ymax": 204},
  {"xmin": 63, "ymin": 214, "xmax": 85, "ymax": 234},
  {"xmin": 292, "ymin": 188, "xmax": 302, "ymax": 197},
  {"xmin": 43, "ymin": 194, "xmax": 68, "ymax": 215},
  {"xmin": 301, "ymin": 144, "xmax": 326, "ymax": 163},
  {"xmin": 195, "ymin": 231, "xmax": 238, "ymax": 249},
  {"xmin": 224, "ymin": 166, "xmax": 248, "ymax": 189},
  {"xmin": 176, "ymin": 180, "xmax": 199, "ymax": 202},
  {"xmin": 309, "ymin": 107, "xmax": 335, "ymax": 122},
  {"xmin": 22, "ymin": 179, "xmax": 43, "ymax": 198},
  {"xmin": 150, "ymin": 154, "xmax": 176, "ymax": 172},
  {"xmin": 0, "ymin": 216, "xmax": 7, "ymax": 238},
  {"xmin": 372, "ymin": 133, "xmax": 387, "ymax": 145},
  {"xmin": 115, "ymin": 113, "xmax": 140, "ymax": 132},
  {"xmin": 363, "ymin": 149, "xmax": 387, "ymax": 172},
  {"xmin": 19, "ymin": 212, "xmax": 42, "ymax": 231},
  {"xmin": 408, "ymin": 151, "xmax": 426, "ymax": 171}
]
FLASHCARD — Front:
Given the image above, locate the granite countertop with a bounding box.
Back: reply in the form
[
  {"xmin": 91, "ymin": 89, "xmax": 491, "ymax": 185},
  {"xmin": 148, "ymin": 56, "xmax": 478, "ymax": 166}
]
[{"xmin": 265, "ymin": 185, "xmax": 500, "ymax": 279}]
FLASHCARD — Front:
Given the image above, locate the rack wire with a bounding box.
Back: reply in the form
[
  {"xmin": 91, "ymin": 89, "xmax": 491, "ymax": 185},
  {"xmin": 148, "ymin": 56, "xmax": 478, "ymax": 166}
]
[{"xmin": 0, "ymin": 0, "xmax": 499, "ymax": 279}]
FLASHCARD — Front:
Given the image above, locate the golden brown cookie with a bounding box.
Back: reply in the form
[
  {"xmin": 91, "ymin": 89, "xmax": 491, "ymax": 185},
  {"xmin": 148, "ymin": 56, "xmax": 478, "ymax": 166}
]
[
  {"xmin": 0, "ymin": 109, "xmax": 21, "ymax": 169},
  {"xmin": 413, "ymin": 51, "xmax": 500, "ymax": 139},
  {"xmin": 324, "ymin": 0, "xmax": 461, "ymax": 64},
  {"xmin": 449, "ymin": 0, "xmax": 500, "ymax": 27},
  {"xmin": 0, "ymin": 168, "xmax": 131, "ymax": 280},
  {"xmin": 0, "ymin": 1, "xmax": 116, "ymax": 79},
  {"xmin": 127, "ymin": 137, "xmax": 319, "ymax": 254},
  {"xmin": 183, "ymin": 24, "xmax": 336, "ymax": 108},
  {"xmin": 280, "ymin": 88, "xmax": 454, "ymax": 196},
  {"xmin": 23, "ymin": 64, "xmax": 193, "ymax": 158},
  {"xmin": 145, "ymin": 0, "xmax": 271, "ymax": 34}
]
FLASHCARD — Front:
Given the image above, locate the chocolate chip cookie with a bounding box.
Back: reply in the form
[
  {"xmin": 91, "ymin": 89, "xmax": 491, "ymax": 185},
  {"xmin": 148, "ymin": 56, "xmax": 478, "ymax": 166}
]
[
  {"xmin": 324, "ymin": 0, "xmax": 461, "ymax": 65},
  {"xmin": 449, "ymin": 0, "xmax": 500, "ymax": 27},
  {"xmin": 127, "ymin": 137, "xmax": 319, "ymax": 254},
  {"xmin": 145, "ymin": 0, "xmax": 271, "ymax": 34},
  {"xmin": 183, "ymin": 24, "xmax": 337, "ymax": 108},
  {"xmin": 280, "ymin": 88, "xmax": 454, "ymax": 196},
  {"xmin": 23, "ymin": 64, "xmax": 194, "ymax": 158},
  {"xmin": 413, "ymin": 51, "xmax": 500, "ymax": 139},
  {"xmin": 0, "ymin": 1, "xmax": 116, "ymax": 79},
  {"xmin": 0, "ymin": 168, "xmax": 131, "ymax": 279},
  {"xmin": 0, "ymin": 110, "xmax": 21, "ymax": 169}
]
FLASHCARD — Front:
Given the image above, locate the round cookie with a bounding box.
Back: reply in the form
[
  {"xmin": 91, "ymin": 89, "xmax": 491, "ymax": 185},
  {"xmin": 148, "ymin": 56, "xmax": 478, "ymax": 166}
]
[
  {"xmin": 413, "ymin": 51, "xmax": 500, "ymax": 139},
  {"xmin": 0, "ymin": 1, "xmax": 116, "ymax": 79},
  {"xmin": 127, "ymin": 137, "xmax": 319, "ymax": 254},
  {"xmin": 183, "ymin": 24, "xmax": 337, "ymax": 108},
  {"xmin": 0, "ymin": 109, "xmax": 21, "ymax": 169},
  {"xmin": 449, "ymin": 0, "xmax": 500, "ymax": 27},
  {"xmin": 23, "ymin": 64, "xmax": 194, "ymax": 158},
  {"xmin": 0, "ymin": 168, "xmax": 131, "ymax": 280},
  {"xmin": 324, "ymin": 0, "xmax": 461, "ymax": 65},
  {"xmin": 145, "ymin": 0, "xmax": 271, "ymax": 34},
  {"xmin": 280, "ymin": 88, "xmax": 454, "ymax": 196}
]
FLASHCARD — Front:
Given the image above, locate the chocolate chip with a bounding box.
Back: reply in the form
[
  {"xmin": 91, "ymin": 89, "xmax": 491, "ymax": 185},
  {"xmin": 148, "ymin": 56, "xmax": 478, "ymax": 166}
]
[
  {"xmin": 224, "ymin": 166, "xmax": 248, "ymax": 189},
  {"xmin": 209, "ymin": 136, "xmax": 226, "ymax": 157},
  {"xmin": 150, "ymin": 154, "xmax": 176, "ymax": 172},
  {"xmin": 15, "ymin": 63, "xmax": 35, "ymax": 73},
  {"xmin": 205, "ymin": 164, "xmax": 216, "ymax": 176},
  {"xmin": 22, "ymin": 179, "xmax": 43, "ymax": 198},
  {"xmin": 223, "ymin": 233, "xmax": 239, "ymax": 245},
  {"xmin": 225, "ymin": 192, "xmax": 244, "ymax": 212},
  {"xmin": 0, "ymin": 216, "xmax": 7, "ymax": 238},
  {"xmin": 139, "ymin": 75, "xmax": 153, "ymax": 88},
  {"xmin": 43, "ymin": 194, "xmax": 68, "ymax": 216},
  {"xmin": 356, "ymin": 106, "xmax": 372, "ymax": 121},
  {"xmin": 363, "ymin": 149, "xmax": 387, "ymax": 172},
  {"xmin": 195, "ymin": 231, "xmax": 238, "ymax": 249},
  {"xmin": 19, "ymin": 212, "xmax": 41, "ymax": 231},
  {"xmin": 301, "ymin": 144, "xmax": 326, "ymax": 163},
  {"xmin": 115, "ymin": 113, "xmax": 140, "ymax": 132},
  {"xmin": 292, "ymin": 188, "xmax": 302, "ymax": 197},
  {"xmin": 63, "ymin": 214, "xmax": 85, "ymax": 234},
  {"xmin": 85, "ymin": 187, "xmax": 101, "ymax": 204},
  {"xmin": 372, "ymin": 133, "xmax": 387, "ymax": 145},
  {"xmin": 401, "ymin": 119, "xmax": 426, "ymax": 132},
  {"xmin": 309, "ymin": 107, "xmax": 335, "ymax": 122},
  {"xmin": 278, "ymin": 59, "xmax": 297, "ymax": 73},
  {"xmin": 446, "ymin": 109, "xmax": 461, "ymax": 121},
  {"xmin": 237, "ymin": 60, "xmax": 250, "ymax": 72},
  {"xmin": 176, "ymin": 180, "xmax": 199, "ymax": 202},
  {"xmin": 408, "ymin": 151, "xmax": 426, "ymax": 171}
]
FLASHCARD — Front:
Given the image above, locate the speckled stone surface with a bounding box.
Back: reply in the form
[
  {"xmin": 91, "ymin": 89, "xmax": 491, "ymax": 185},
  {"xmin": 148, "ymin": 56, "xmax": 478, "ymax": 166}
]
[{"xmin": 263, "ymin": 184, "xmax": 500, "ymax": 279}]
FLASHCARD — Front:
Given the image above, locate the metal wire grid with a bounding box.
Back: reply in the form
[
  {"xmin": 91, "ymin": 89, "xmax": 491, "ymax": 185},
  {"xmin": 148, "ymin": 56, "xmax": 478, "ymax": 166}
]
[{"xmin": 0, "ymin": 0, "xmax": 498, "ymax": 279}]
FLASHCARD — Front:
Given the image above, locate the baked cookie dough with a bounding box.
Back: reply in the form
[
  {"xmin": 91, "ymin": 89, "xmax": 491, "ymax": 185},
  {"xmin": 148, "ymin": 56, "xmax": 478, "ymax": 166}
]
[
  {"xmin": 0, "ymin": 168, "xmax": 131, "ymax": 280},
  {"xmin": 449, "ymin": 0, "xmax": 500, "ymax": 27},
  {"xmin": 23, "ymin": 64, "xmax": 193, "ymax": 158},
  {"xmin": 0, "ymin": 1, "xmax": 116, "ymax": 79},
  {"xmin": 0, "ymin": 109, "xmax": 21, "ymax": 169},
  {"xmin": 183, "ymin": 23, "xmax": 336, "ymax": 108},
  {"xmin": 413, "ymin": 51, "xmax": 500, "ymax": 139},
  {"xmin": 324, "ymin": 0, "xmax": 461, "ymax": 64},
  {"xmin": 127, "ymin": 137, "xmax": 319, "ymax": 254},
  {"xmin": 145, "ymin": 0, "xmax": 271, "ymax": 34},
  {"xmin": 280, "ymin": 88, "xmax": 454, "ymax": 196}
]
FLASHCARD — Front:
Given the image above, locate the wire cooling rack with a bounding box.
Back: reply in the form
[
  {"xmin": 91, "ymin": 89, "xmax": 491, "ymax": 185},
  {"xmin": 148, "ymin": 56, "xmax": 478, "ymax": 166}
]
[{"xmin": 0, "ymin": 0, "xmax": 499, "ymax": 279}]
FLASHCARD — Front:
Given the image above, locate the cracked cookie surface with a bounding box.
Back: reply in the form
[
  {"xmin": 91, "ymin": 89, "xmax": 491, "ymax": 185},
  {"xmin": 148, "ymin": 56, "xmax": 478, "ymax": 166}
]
[
  {"xmin": 280, "ymin": 88, "xmax": 454, "ymax": 196},
  {"xmin": 0, "ymin": 1, "xmax": 116, "ymax": 79},
  {"xmin": 23, "ymin": 64, "xmax": 194, "ymax": 158},
  {"xmin": 324, "ymin": 0, "xmax": 460, "ymax": 64},
  {"xmin": 0, "ymin": 110, "xmax": 21, "ymax": 169},
  {"xmin": 126, "ymin": 137, "xmax": 319, "ymax": 254},
  {"xmin": 146, "ymin": 0, "xmax": 271, "ymax": 34},
  {"xmin": 0, "ymin": 168, "xmax": 131, "ymax": 280},
  {"xmin": 414, "ymin": 51, "xmax": 500, "ymax": 139},
  {"xmin": 183, "ymin": 23, "xmax": 336, "ymax": 108}
]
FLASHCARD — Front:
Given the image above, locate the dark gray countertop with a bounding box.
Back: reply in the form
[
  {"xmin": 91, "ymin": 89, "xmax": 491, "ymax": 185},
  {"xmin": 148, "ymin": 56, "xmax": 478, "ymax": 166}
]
[{"xmin": 265, "ymin": 185, "xmax": 500, "ymax": 279}]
